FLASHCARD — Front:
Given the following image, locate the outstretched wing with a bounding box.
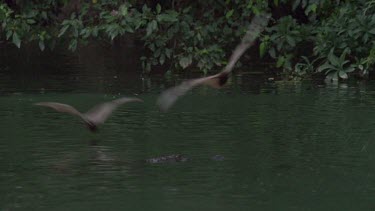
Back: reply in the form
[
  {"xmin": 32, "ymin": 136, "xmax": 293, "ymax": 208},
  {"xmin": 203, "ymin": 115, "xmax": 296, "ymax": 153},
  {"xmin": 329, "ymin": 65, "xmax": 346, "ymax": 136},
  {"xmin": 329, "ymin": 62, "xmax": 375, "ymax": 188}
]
[
  {"xmin": 157, "ymin": 14, "xmax": 270, "ymax": 111},
  {"xmin": 84, "ymin": 97, "xmax": 143, "ymax": 125},
  {"xmin": 157, "ymin": 74, "xmax": 222, "ymax": 112},
  {"xmin": 222, "ymin": 14, "xmax": 270, "ymax": 74},
  {"xmin": 35, "ymin": 102, "xmax": 84, "ymax": 119}
]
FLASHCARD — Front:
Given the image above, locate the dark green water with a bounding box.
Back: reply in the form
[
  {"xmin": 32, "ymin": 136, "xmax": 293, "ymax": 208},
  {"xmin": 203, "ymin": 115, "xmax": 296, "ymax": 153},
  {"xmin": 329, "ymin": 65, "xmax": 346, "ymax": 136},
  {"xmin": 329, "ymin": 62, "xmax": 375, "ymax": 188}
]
[{"xmin": 2, "ymin": 46, "xmax": 375, "ymax": 210}]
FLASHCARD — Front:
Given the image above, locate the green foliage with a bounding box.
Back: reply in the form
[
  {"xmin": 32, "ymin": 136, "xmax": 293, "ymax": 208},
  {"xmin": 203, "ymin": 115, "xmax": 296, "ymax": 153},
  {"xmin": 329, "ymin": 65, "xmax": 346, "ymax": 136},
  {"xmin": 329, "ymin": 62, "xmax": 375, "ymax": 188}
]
[
  {"xmin": 317, "ymin": 49, "xmax": 355, "ymax": 80},
  {"xmin": 137, "ymin": 1, "xmax": 269, "ymax": 73},
  {"xmin": 277, "ymin": 1, "xmax": 373, "ymax": 80},
  {"xmin": 294, "ymin": 56, "xmax": 319, "ymax": 76},
  {"xmin": 260, "ymin": 0, "xmax": 375, "ymax": 80},
  {"xmin": 261, "ymin": 16, "xmax": 303, "ymax": 72},
  {"xmin": 0, "ymin": 1, "xmax": 59, "ymax": 50},
  {"xmin": 1, "ymin": 0, "xmax": 375, "ymax": 80},
  {"xmin": 0, "ymin": 0, "xmax": 268, "ymax": 74}
]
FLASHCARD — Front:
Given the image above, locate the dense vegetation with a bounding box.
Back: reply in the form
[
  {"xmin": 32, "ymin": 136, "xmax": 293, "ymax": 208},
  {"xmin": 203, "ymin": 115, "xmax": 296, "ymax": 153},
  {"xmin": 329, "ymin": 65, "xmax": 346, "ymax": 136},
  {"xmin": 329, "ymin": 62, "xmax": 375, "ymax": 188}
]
[{"xmin": 1, "ymin": 0, "xmax": 375, "ymax": 80}]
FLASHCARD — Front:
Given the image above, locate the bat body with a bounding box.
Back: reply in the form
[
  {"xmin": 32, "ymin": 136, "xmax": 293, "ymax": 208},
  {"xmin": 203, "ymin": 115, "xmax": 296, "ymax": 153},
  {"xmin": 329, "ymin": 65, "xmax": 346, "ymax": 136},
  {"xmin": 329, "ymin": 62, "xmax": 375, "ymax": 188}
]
[{"xmin": 157, "ymin": 14, "xmax": 270, "ymax": 111}]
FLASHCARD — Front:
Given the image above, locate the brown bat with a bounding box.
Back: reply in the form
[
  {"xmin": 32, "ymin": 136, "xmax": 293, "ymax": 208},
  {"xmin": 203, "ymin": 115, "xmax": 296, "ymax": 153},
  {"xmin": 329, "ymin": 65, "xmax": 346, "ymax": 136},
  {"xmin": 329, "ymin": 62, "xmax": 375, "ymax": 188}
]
[
  {"xmin": 157, "ymin": 14, "xmax": 270, "ymax": 111},
  {"xmin": 35, "ymin": 97, "xmax": 143, "ymax": 132}
]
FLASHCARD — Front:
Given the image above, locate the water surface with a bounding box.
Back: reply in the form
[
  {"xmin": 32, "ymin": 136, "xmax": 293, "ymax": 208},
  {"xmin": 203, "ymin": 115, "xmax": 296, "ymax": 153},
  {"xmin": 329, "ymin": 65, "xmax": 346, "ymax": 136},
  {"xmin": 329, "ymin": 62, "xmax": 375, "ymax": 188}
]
[{"xmin": 1, "ymin": 45, "xmax": 375, "ymax": 210}]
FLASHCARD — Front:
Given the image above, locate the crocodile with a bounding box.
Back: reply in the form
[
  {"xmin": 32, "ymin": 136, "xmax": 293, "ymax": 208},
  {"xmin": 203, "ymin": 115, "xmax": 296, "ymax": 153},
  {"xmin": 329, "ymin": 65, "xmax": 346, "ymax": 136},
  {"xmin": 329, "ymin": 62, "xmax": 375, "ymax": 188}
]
[{"xmin": 145, "ymin": 154, "xmax": 225, "ymax": 164}]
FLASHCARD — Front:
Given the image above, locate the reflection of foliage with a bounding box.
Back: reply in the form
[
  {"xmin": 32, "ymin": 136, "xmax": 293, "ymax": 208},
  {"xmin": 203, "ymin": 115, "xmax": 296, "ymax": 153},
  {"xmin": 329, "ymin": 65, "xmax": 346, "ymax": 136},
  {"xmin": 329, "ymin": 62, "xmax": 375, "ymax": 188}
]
[{"xmin": 1, "ymin": 0, "xmax": 375, "ymax": 79}]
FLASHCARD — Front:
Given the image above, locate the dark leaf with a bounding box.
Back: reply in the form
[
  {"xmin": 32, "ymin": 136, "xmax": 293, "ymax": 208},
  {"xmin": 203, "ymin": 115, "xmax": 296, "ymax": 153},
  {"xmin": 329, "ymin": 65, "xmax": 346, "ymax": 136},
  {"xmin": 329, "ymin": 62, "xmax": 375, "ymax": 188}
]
[
  {"xmin": 6, "ymin": 30, "xmax": 12, "ymax": 40},
  {"xmin": 328, "ymin": 50, "xmax": 340, "ymax": 66},
  {"xmin": 58, "ymin": 25, "xmax": 69, "ymax": 37},
  {"xmin": 160, "ymin": 54, "xmax": 166, "ymax": 65},
  {"xmin": 259, "ymin": 42, "xmax": 266, "ymax": 58},
  {"xmin": 179, "ymin": 56, "xmax": 192, "ymax": 69},
  {"xmin": 226, "ymin": 9, "xmax": 234, "ymax": 19},
  {"xmin": 317, "ymin": 63, "xmax": 334, "ymax": 72},
  {"xmin": 276, "ymin": 56, "xmax": 285, "ymax": 68},
  {"xmin": 156, "ymin": 4, "xmax": 161, "ymax": 14},
  {"xmin": 269, "ymin": 47, "xmax": 276, "ymax": 58},
  {"xmin": 157, "ymin": 13, "xmax": 178, "ymax": 22},
  {"xmin": 286, "ymin": 35, "xmax": 296, "ymax": 47},
  {"xmin": 12, "ymin": 33, "xmax": 21, "ymax": 48},
  {"xmin": 39, "ymin": 40, "xmax": 45, "ymax": 51},
  {"xmin": 292, "ymin": 0, "xmax": 301, "ymax": 11},
  {"xmin": 339, "ymin": 71, "xmax": 348, "ymax": 79}
]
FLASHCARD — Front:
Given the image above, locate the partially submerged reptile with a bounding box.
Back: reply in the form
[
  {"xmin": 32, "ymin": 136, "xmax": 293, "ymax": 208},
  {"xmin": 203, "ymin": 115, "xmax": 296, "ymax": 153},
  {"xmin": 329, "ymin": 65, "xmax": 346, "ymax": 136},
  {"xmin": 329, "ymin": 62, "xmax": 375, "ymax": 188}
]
[
  {"xmin": 145, "ymin": 154, "xmax": 225, "ymax": 164},
  {"xmin": 51, "ymin": 148, "xmax": 225, "ymax": 174}
]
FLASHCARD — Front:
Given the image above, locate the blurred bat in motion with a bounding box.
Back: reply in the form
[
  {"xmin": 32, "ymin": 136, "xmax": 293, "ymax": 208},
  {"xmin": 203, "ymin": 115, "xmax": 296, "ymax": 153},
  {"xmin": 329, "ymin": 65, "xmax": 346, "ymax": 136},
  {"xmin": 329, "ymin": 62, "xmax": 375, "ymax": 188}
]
[
  {"xmin": 157, "ymin": 14, "xmax": 270, "ymax": 111},
  {"xmin": 35, "ymin": 97, "xmax": 143, "ymax": 132}
]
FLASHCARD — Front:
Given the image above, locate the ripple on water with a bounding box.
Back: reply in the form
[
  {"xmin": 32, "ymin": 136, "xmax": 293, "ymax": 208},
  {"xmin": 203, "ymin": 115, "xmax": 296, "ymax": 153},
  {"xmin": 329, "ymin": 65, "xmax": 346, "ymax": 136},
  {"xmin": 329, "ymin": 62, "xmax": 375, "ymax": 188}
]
[{"xmin": 2, "ymin": 72, "xmax": 375, "ymax": 209}]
